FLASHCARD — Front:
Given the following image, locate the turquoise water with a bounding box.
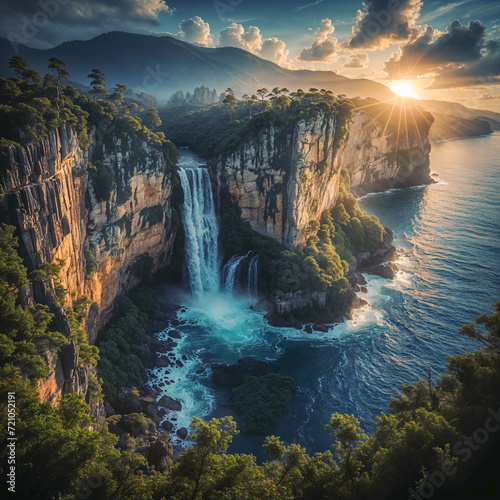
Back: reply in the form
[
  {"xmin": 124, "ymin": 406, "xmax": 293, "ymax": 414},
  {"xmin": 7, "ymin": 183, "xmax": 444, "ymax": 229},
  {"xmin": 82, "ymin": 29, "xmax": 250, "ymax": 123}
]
[{"xmin": 151, "ymin": 133, "xmax": 500, "ymax": 459}]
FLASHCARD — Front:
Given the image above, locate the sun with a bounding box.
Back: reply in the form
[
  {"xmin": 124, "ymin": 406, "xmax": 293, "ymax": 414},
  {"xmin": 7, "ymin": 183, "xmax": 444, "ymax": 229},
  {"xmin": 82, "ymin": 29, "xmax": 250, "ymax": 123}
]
[{"xmin": 391, "ymin": 81, "xmax": 420, "ymax": 99}]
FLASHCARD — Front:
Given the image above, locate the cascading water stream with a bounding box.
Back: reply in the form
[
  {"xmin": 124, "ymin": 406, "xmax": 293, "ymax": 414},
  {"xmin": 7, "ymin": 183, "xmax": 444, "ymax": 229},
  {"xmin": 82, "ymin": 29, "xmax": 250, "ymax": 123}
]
[
  {"xmin": 178, "ymin": 166, "xmax": 220, "ymax": 295},
  {"xmin": 247, "ymin": 255, "xmax": 259, "ymax": 295},
  {"xmin": 222, "ymin": 252, "xmax": 251, "ymax": 293}
]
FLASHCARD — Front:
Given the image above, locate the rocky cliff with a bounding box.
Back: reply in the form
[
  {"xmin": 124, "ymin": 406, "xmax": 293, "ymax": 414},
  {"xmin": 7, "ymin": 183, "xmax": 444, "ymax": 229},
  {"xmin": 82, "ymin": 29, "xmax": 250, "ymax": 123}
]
[
  {"xmin": 215, "ymin": 111, "xmax": 342, "ymax": 250},
  {"xmin": 214, "ymin": 101, "xmax": 433, "ymax": 249},
  {"xmin": 340, "ymin": 106, "xmax": 433, "ymax": 196},
  {"xmin": 168, "ymin": 86, "xmax": 220, "ymax": 107},
  {"xmin": 0, "ymin": 123, "xmax": 177, "ymax": 403}
]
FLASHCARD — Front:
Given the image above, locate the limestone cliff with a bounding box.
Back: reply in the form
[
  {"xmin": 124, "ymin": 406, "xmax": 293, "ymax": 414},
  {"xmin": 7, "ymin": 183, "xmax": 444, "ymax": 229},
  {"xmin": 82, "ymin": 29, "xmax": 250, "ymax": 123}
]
[
  {"xmin": 0, "ymin": 123, "xmax": 177, "ymax": 403},
  {"xmin": 340, "ymin": 106, "xmax": 433, "ymax": 196},
  {"xmin": 215, "ymin": 111, "xmax": 341, "ymax": 250}
]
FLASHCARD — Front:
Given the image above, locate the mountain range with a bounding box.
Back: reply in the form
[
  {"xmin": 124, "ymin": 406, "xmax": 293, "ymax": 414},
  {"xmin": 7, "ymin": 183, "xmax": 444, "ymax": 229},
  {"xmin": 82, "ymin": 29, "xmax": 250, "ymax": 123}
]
[{"xmin": 0, "ymin": 31, "xmax": 395, "ymax": 102}]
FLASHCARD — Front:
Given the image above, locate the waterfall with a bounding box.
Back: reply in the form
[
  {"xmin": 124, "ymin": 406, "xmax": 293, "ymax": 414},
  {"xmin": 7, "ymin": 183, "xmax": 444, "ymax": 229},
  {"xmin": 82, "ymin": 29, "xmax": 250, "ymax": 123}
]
[
  {"xmin": 222, "ymin": 252, "xmax": 250, "ymax": 293},
  {"xmin": 247, "ymin": 255, "xmax": 259, "ymax": 295},
  {"xmin": 178, "ymin": 167, "xmax": 220, "ymax": 295}
]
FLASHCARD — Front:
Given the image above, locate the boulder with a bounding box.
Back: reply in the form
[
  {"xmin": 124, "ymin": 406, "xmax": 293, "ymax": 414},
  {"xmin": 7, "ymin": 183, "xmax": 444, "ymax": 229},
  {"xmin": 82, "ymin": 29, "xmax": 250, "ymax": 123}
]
[
  {"xmin": 168, "ymin": 330, "xmax": 182, "ymax": 339},
  {"xmin": 177, "ymin": 427, "xmax": 188, "ymax": 439},
  {"xmin": 156, "ymin": 356, "xmax": 172, "ymax": 368},
  {"xmin": 147, "ymin": 440, "xmax": 173, "ymax": 467},
  {"xmin": 313, "ymin": 323, "xmax": 329, "ymax": 333},
  {"xmin": 304, "ymin": 325, "xmax": 313, "ymax": 334},
  {"xmin": 368, "ymin": 262, "xmax": 397, "ymax": 279},
  {"xmin": 116, "ymin": 387, "xmax": 142, "ymax": 414},
  {"xmin": 158, "ymin": 395, "xmax": 182, "ymax": 411},
  {"xmin": 162, "ymin": 420, "xmax": 173, "ymax": 432}
]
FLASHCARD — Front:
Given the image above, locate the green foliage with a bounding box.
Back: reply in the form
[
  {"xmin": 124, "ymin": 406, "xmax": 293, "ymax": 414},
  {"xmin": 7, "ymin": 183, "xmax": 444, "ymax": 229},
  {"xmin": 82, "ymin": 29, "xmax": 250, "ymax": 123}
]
[
  {"xmin": 84, "ymin": 248, "xmax": 97, "ymax": 279},
  {"xmin": 139, "ymin": 204, "xmax": 164, "ymax": 227},
  {"xmin": 232, "ymin": 373, "xmax": 297, "ymax": 433},
  {"xmin": 88, "ymin": 160, "xmax": 114, "ymax": 202},
  {"xmin": 0, "ymin": 224, "xmax": 68, "ymax": 379},
  {"xmin": 159, "ymin": 89, "xmax": 354, "ymax": 161},
  {"xmin": 67, "ymin": 295, "xmax": 99, "ymax": 367},
  {"xmin": 0, "ymin": 57, "xmax": 178, "ymax": 179},
  {"xmin": 97, "ymin": 285, "xmax": 157, "ymax": 399}
]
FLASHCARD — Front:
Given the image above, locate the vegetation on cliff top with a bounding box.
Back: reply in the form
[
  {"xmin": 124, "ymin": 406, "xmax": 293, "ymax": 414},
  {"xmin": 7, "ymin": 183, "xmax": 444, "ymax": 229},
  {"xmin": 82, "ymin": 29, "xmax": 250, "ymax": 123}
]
[
  {"xmin": 159, "ymin": 87, "xmax": 355, "ymax": 160},
  {"xmin": 0, "ymin": 56, "xmax": 178, "ymax": 180}
]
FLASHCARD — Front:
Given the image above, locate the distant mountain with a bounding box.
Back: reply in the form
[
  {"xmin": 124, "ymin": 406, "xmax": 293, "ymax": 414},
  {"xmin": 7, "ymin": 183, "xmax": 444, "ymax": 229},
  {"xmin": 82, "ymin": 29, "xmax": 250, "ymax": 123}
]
[
  {"xmin": 417, "ymin": 99, "xmax": 500, "ymax": 131},
  {"xmin": 427, "ymin": 112, "xmax": 492, "ymax": 142},
  {"xmin": 0, "ymin": 31, "xmax": 395, "ymax": 102}
]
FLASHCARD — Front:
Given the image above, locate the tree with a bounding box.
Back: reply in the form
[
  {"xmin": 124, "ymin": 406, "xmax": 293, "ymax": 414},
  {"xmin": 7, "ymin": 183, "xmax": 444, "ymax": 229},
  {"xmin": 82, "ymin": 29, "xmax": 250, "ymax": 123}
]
[
  {"xmin": 109, "ymin": 83, "xmax": 128, "ymax": 106},
  {"xmin": 222, "ymin": 93, "xmax": 238, "ymax": 121},
  {"xmin": 87, "ymin": 68, "xmax": 108, "ymax": 99},
  {"xmin": 145, "ymin": 108, "xmax": 161, "ymax": 130},
  {"xmin": 326, "ymin": 413, "xmax": 367, "ymax": 494},
  {"xmin": 0, "ymin": 224, "xmax": 67, "ymax": 379},
  {"xmin": 165, "ymin": 417, "xmax": 240, "ymax": 499},
  {"xmin": 48, "ymin": 57, "xmax": 71, "ymax": 106},
  {"xmin": 8, "ymin": 56, "xmax": 42, "ymax": 85},
  {"xmin": 256, "ymin": 87, "xmax": 269, "ymax": 100}
]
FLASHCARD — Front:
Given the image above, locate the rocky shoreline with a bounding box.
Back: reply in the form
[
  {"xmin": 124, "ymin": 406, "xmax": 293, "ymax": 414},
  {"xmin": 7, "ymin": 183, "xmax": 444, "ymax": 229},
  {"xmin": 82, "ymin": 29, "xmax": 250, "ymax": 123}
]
[{"xmin": 264, "ymin": 227, "xmax": 398, "ymax": 330}]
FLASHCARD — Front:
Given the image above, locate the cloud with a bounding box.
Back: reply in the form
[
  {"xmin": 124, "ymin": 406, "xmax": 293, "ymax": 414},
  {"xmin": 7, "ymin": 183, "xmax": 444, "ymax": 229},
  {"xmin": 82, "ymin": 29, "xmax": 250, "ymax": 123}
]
[
  {"xmin": 341, "ymin": 52, "xmax": 369, "ymax": 69},
  {"xmin": 0, "ymin": 0, "xmax": 173, "ymax": 48},
  {"xmin": 260, "ymin": 37, "xmax": 290, "ymax": 66},
  {"xmin": 383, "ymin": 19, "xmax": 489, "ymax": 80},
  {"xmin": 298, "ymin": 18, "xmax": 338, "ymax": 62},
  {"xmin": 217, "ymin": 23, "xmax": 262, "ymax": 53},
  {"xmin": 477, "ymin": 92, "xmax": 500, "ymax": 100},
  {"xmin": 419, "ymin": 0, "xmax": 472, "ymax": 23},
  {"xmin": 179, "ymin": 16, "xmax": 212, "ymax": 46},
  {"xmin": 346, "ymin": 0, "xmax": 423, "ymax": 50}
]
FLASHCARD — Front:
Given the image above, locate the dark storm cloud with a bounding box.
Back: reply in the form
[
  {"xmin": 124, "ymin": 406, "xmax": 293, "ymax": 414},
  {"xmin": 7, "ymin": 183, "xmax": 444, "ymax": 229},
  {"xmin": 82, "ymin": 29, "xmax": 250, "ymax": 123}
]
[
  {"xmin": 428, "ymin": 42, "xmax": 500, "ymax": 88},
  {"xmin": 0, "ymin": 0, "xmax": 173, "ymax": 48},
  {"xmin": 346, "ymin": 0, "xmax": 423, "ymax": 50},
  {"xmin": 383, "ymin": 19, "xmax": 491, "ymax": 84}
]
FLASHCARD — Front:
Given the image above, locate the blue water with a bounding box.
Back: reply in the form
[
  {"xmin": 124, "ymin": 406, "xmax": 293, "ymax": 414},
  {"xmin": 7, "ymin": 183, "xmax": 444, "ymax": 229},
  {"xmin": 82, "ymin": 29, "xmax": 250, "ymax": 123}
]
[{"xmin": 151, "ymin": 133, "xmax": 500, "ymax": 459}]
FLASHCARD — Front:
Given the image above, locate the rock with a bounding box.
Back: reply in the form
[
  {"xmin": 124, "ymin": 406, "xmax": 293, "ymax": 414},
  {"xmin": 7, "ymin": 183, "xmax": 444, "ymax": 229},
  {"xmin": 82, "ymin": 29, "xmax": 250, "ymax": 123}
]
[
  {"xmin": 211, "ymin": 357, "xmax": 279, "ymax": 388},
  {"xmin": 156, "ymin": 356, "xmax": 172, "ymax": 368},
  {"xmin": 356, "ymin": 252, "xmax": 371, "ymax": 268},
  {"xmin": 146, "ymin": 440, "xmax": 173, "ymax": 468},
  {"xmin": 103, "ymin": 399, "xmax": 116, "ymax": 417},
  {"xmin": 162, "ymin": 420, "xmax": 173, "ymax": 432},
  {"xmin": 156, "ymin": 342, "xmax": 173, "ymax": 354},
  {"xmin": 196, "ymin": 368, "xmax": 205, "ymax": 374},
  {"xmin": 360, "ymin": 286, "xmax": 368, "ymax": 293},
  {"xmin": 158, "ymin": 395, "xmax": 182, "ymax": 411},
  {"xmin": 116, "ymin": 387, "xmax": 142, "ymax": 414},
  {"xmin": 304, "ymin": 325, "xmax": 313, "ymax": 334},
  {"xmin": 177, "ymin": 427, "xmax": 188, "ymax": 439},
  {"xmin": 171, "ymin": 319, "xmax": 180, "ymax": 327},
  {"xmin": 144, "ymin": 404, "xmax": 162, "ymax": 423},
  {"xmin": 313, "ymin": 323, "xmax": 329, "ymax": 333},
  {"xmin": 168, "ymin": 330, "xmax": 181, "ymax": 339},
  {"xmin": 266, "ymin": 311, "xmax": 302, "ymax": 329},
  {"xmin": 182, "ymin": 355, "xmax": 187, "ymax": 361},
  {"xmin": 368, "ymin": 262, "xmax": 397, "ymax": 279},
  {"xmin": 175, "ymin": 360, "xmax": 184, "ymax": 368}
]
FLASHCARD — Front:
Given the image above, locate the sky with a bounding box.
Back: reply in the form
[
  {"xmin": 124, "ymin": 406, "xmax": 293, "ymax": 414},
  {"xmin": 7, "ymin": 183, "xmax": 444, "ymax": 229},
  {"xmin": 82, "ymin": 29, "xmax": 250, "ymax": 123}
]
[{"xmin": 1, "ymin": 0, "xmax": 500, "ymax": 108}]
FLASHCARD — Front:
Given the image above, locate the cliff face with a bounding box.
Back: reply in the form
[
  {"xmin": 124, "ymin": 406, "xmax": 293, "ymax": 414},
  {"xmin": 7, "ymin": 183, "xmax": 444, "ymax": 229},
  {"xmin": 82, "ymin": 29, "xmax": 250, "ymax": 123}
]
[
  {"xmin": 340, "ymin": 108, "xmax": 433, "ymax": 196},
  {"xmin": 216, "ymin": 111, "xmax": 342, "ymax": 250},
  {"xmin": 1, "ymin": 123, "xmax": 177, "ymax": 403}
]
